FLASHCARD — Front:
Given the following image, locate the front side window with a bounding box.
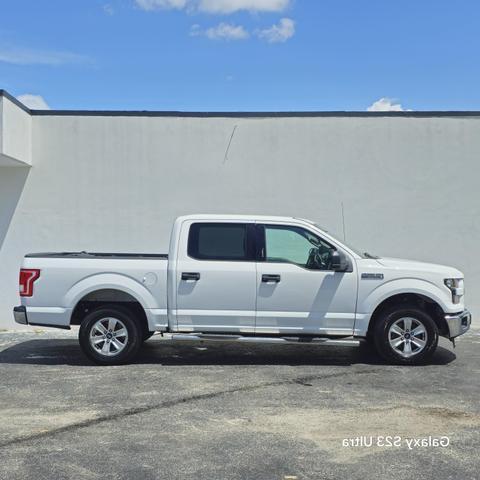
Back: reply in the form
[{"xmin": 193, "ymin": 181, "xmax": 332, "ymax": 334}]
[
  {"xmin": 188, "ymin": 223, "xmax": 253, "ymax": 261},
  {"xmin": 264, "ymin": 225, "xmax": 335, "ymax": 270}
]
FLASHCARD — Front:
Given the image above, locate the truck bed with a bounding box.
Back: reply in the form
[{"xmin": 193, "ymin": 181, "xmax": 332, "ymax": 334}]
[{"xmin": 20, "ymin": 252, "xmax": 169, "ymax": 330}]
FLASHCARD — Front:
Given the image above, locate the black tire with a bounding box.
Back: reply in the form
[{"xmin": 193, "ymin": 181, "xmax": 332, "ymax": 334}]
[
  {"xmin": 358, "ymin": 336, "xmax": 375, "ymax": 354},
  {"xmin": 143, "ymin": 330, "xmax": 155, "ymax": 342},
  {"xmin": 79, "ymin": 305, "xmax": 143, "ymax": 365},
  {"xmin": 373, "ymin": 305, "xmax": 439, "ymax": 365}
]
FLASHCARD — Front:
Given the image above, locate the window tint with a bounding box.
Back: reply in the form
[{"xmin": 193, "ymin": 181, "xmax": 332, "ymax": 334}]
[
  {"xmin": 264, "ymin": 225, "xmax": 334, "ymax": 270},
  {"xmin": 188, "ymin": 223, "xmax": 252, "ymax": 261}
]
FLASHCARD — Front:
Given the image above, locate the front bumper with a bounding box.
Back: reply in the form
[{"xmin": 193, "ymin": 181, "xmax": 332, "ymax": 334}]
[
  {"xmin": 445, "ymin": 310, "xmax": 471, "ymax": 339},
  {"xmin": 13, "ymin": 305, "xmax": 28, "ymax": 325}
]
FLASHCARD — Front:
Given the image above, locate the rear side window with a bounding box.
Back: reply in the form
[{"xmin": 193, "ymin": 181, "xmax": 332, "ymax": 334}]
[{"xmin": 188, "ymin": 223, "xmax": 254, "ymax": 261}]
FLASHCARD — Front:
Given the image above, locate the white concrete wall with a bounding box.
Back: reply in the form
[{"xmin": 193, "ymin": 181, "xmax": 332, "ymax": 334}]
[
  {"xmin": 0, "ymin": 97, "xmax": 2, "ymax": 156},
  {"xmin": 0, "ymin": 96, "xmax": 32, "ymax": 166},
  {"xmin": 0, "ymin": 111, "xmax": 479, "ymax": 328}
]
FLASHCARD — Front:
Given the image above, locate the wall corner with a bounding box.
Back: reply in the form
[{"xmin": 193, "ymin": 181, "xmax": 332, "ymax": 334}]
[{"xmin": 0, "ymin": 91, "xmax": 32, "ymax": 167}]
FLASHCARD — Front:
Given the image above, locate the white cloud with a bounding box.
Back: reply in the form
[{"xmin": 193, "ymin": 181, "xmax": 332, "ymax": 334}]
[
  {"xmin": 135, "ymin": 0, "xmax": 188, "ymax": 10},
  {"xmin": 135, "ymin": 0, "xmax": 290, "ymax": 13},
  {"xmin": 103, "ymin": 4, "xmax": 115, "ymax": 15},
  {"xmin": 17, "ymin": 94, "xmax": 50, "ymax": 110},
  {"xmin": 367, "ymin": 97, "xmax": 409, "ymax": 112},
  {"xmin": 0, "ymin": 46, "xmax": 87, "ymax": 66},
  {"xmin": 256, "ymin": 17, "xmax": 294, "ymax": 43},
  {"xmin": 198, "ymin": 0, "xmax": 290, "ymax": 14},
  {"xmin": 191, "ymin": 22, "xmax": 249, "ymax": 40}
]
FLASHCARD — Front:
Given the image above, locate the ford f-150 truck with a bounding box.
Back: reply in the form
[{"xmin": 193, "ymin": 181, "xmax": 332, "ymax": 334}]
[{"xmin": 14, "ymin": 214, "xmax": 471, "ymax": 365}]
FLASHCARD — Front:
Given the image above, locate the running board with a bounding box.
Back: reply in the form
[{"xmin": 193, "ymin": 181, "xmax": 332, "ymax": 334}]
[{"xmin": 162, "ymin": 333, "xmax": 361, "ymax": 347}]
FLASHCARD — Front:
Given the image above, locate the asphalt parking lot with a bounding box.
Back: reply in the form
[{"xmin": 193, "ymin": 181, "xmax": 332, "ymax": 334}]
[{"xmin": 0, "ymin": 328, "xmax": 479, "ymax": 480}]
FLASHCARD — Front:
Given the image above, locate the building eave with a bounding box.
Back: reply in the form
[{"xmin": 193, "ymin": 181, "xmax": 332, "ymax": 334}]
[{"xmin": 2, "ymin": 89, "xmax": 480, "ymax": 119}]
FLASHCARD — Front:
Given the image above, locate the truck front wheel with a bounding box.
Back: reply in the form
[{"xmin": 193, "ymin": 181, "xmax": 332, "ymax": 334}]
[
  {"xmin": 79, "ymin": 306, "xmax": 143, "ymax": 365},
  {"xmin": 373, "ymin": 305, "xmax": 439, "ymax": 365}
]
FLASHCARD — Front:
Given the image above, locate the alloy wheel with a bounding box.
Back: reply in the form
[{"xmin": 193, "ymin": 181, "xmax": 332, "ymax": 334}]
[
  {"xmin": 388, "ymin": 317, "xmax": 428, "ymax": 358},
  {"xmin": 89, "ymin": 317, "xmax": 129, "ymax": 357}
]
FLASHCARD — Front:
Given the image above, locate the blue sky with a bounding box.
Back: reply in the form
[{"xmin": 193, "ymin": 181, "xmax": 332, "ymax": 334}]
[{"xmin": 0, "ymin": 0, "xmax": 479, "ymax": 111}]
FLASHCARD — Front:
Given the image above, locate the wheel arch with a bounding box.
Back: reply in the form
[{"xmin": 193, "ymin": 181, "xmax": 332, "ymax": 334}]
[
  {"xmin": 366, "ymin": 292, "xmax": 448, "ymax": 338},
  {"xmin": 70, "ymin": 288, "xmax": 149, "ymax": 334},
  {"xmin": 65, "ymin": 273, "xmax": 158, "ymax": 309}
]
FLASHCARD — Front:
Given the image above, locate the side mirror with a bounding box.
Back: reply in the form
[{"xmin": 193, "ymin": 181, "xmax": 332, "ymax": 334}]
[{"xmin": 331, "ymin": 250, "xmax": 349, "ymax": 272}]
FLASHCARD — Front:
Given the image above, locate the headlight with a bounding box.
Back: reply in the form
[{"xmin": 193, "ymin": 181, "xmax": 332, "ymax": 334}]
[{"xmin": 444, "ymin": 278, "xmax": 464, "ymax": 304}]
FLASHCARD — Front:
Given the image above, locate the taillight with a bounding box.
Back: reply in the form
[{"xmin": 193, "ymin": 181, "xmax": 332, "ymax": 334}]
[{"xmin": 19, "ymin": 269, "xmax": 40, "ymax": 297}]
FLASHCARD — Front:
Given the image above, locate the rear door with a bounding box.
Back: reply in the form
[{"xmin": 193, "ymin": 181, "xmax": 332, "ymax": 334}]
[
  {"xmin": 175, "ymin": 221, "xmax": 257, "ymax": 333},
  {"xmin": 255, "ymin": 223, "xmax": 357, "ymax": 336}
]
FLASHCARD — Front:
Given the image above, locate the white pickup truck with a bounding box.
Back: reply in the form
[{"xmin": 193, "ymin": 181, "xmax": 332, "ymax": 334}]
[{"xmin": 14, "ymin": 214, "xmax": 471, "ymax": 365}]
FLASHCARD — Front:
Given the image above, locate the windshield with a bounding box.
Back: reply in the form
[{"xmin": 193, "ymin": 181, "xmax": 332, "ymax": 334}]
[{"xmin": 312, "ymin": 223, "xmax": 378, "ymax": 258}]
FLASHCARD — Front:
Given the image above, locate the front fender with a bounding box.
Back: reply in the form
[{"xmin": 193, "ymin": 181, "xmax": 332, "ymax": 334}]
[
  {"xmin": 353, "ymin": 278, "xmax": 452, "ymax": 337},
  {"xmin": 359, "ymin": 278, "xmax": 451, "ymax": 315}
]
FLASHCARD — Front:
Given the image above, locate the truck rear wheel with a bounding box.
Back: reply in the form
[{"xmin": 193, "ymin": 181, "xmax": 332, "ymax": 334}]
[
  {"xmin": 79, "ymin": 305, "xmax": 143, "ymax": 365},
  {"xmin": 373, "ymin": 305, "xmax": 438, "ymax": 365}
]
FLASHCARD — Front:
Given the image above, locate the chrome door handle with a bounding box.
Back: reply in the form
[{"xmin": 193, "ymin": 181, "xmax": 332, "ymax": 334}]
[
  {"xmin": 262, "ymin": 274, "xmax": 281, "ymax": 283},
  {"xmin": 182, "ymin": 272, "xmax": 200, "ymax": 281}
]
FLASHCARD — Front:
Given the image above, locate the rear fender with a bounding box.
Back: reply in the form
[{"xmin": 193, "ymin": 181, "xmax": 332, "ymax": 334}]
[{"xmin": 65, "ymin": 273, "xmax": 164, "ymax": 331}]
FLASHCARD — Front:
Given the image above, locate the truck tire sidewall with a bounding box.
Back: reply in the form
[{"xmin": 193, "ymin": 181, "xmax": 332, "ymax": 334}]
[
  {"xmin": 374, "ymin": 306, "xmax": 438, "ymax": 365},
  {"xmin": 143, "ymin": 331, "xmax": 155, "ymax": 342},
  {"xmin": 79, "ymin": 306, "xmax": 142, "ymax": 365}
]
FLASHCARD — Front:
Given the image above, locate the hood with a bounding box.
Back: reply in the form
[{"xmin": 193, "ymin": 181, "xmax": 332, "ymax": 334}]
[{"xmin": 375, "ymin": 257, "xmax": 463, "ymax": 278}]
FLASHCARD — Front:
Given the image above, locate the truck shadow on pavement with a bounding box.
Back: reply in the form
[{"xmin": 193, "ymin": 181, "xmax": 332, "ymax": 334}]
[{"xmin": 0, "ymin": 337, "xmax": 457, "ymax": 367}]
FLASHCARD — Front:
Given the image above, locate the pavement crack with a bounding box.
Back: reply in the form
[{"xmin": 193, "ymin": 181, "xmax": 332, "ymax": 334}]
[{"xmin": 0, "ymin": 368, "xmax": 381, "ymax": 448}]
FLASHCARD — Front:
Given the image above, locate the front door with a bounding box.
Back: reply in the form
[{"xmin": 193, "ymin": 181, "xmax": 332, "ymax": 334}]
[
  {"xmin": 255, "ymin": 224, "xmax": 357, "ymax": 336},
  {"xmin": 175, "ymin": 221, "xmax": 257, "ymax": 333}
]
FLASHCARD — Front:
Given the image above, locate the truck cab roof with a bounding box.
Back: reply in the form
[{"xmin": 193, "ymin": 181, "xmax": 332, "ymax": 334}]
[{"xmin": 175, "ymin": 214, "xmax": 312, "ymax": 224}]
